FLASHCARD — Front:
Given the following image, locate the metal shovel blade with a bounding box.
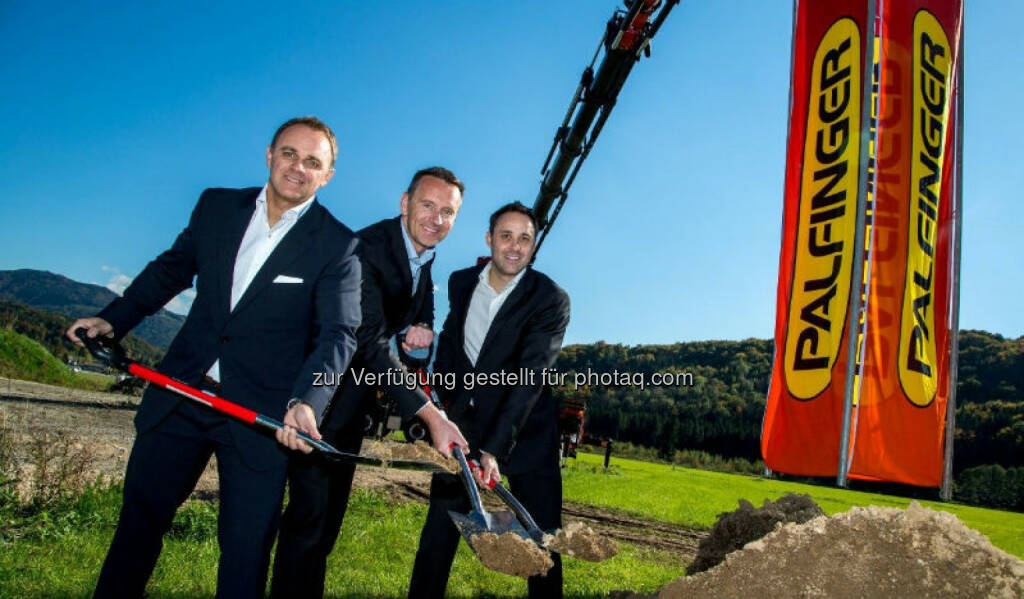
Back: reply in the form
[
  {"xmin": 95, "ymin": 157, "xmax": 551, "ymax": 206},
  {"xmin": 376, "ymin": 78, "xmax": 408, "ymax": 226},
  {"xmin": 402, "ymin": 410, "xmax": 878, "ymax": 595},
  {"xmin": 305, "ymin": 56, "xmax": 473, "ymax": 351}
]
[
  {"xmin": 448, "ymin": 508, "xmax": 530, "ymax": 551},
  {"xmin": 447, "ymin": 446, "xmax": 531, "ymax": 550}
]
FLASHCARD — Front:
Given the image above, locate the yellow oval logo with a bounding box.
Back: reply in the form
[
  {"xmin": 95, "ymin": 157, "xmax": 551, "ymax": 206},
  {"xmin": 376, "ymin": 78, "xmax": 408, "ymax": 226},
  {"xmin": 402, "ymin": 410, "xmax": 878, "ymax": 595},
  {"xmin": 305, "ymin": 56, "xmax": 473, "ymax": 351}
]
[
  {"xmin": 784, "ymin": 17, "xmax": 862, "ymax": 400},
  {"xmin": 898, "ymin": 10, "xmax": 951, "ymax": 408}
]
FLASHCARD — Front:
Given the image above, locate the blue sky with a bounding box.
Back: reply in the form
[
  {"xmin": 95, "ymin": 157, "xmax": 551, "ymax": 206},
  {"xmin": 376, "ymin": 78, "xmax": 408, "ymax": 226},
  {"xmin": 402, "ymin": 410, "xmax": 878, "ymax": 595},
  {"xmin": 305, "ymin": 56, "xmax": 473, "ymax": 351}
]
[{"xmin": 0, "ymin": 1, "xmax": 1020, "ymax": 345}]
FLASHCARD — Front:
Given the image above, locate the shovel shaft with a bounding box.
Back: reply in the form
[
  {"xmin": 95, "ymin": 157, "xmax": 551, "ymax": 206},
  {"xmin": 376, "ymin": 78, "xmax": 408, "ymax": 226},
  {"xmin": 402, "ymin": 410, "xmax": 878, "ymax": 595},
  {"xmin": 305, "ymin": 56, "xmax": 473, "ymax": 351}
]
[
  {"xmin": 129, "ymin": 364, "xmax": 338, "ymax": 452},
  {"xmin": 129, "ymin": 362, "xmax": 259, "ymax": 423},
  {"xmin": 77, "ymin": 330, "xmax": 448, "ymax": 472},
  {"xmin": 452, "ymin": 446, "xmax": 486, "ymax": 514},
  {"xmin": 491, "ymin": 481, "xmax": 546, "ymax": 543}
]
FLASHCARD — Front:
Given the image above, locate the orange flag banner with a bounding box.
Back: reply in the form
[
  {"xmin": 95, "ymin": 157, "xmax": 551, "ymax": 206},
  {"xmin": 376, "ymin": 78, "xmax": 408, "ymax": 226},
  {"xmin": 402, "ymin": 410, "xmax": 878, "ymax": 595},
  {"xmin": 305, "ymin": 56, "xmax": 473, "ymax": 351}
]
[
  {"xmin": 848, "ymin": 0, "xmax": 963, "ymax": 486},
  {"xmin": 761, "ymin": 0, "xmax": 874, "ymax": 476}
]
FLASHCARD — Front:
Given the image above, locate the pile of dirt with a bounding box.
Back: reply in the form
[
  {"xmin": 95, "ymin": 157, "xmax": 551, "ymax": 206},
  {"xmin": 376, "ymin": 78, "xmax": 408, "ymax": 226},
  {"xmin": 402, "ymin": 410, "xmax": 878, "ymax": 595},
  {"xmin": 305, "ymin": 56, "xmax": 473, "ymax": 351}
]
[
  {"xmin": 649, "ymin": 502, "xmax": 1024, "ymax": 599},
  {"xmin": 545, "ymin": 521, "xmax": 618, "ymax": 562},
  {"xmin": 687, "ymin": 492, "xmax": 824, "ymax": 574},
  {"xmin": 362, "ymin": 440, "xmax": 457, "ymax": 473},
  {"xmin": 470, "ymin": 532, "xmax": 554, "ymax": 578}
]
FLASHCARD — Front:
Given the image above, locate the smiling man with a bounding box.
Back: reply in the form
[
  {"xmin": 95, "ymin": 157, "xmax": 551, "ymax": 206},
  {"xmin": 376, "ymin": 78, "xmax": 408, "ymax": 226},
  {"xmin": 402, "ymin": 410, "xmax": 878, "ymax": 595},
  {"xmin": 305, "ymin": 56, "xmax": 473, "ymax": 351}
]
[
  {"xmin": 271, "ymin": 167, "xmax": 469, "ymax": 599},
  {"xmin": 67, "ymin": 116, "xmax": 362, "ymax": 599},
  {"xmin": 408, "ymin": 201, "xmax": 571, "ymax": 599}
]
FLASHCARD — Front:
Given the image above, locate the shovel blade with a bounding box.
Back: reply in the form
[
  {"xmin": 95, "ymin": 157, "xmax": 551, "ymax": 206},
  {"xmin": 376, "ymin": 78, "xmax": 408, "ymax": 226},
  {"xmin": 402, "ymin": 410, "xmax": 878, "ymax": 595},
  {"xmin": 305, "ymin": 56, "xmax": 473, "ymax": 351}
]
[{"xmin": 448, "ymin": 508, "xmax": 532, "ymax": 551}]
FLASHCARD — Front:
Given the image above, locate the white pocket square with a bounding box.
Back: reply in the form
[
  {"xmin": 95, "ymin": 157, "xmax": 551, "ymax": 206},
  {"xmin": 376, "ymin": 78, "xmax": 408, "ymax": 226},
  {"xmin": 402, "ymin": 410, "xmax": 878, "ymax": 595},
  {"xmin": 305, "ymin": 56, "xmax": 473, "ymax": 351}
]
[{"xmin": 273, "ymin": 275, "xmax": 303, "ymax": 284}]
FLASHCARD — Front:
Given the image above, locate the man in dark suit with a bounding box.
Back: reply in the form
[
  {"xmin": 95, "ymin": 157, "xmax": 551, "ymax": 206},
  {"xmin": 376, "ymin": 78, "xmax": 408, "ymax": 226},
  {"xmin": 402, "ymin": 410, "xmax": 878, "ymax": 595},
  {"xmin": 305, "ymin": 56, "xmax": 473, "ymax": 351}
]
[
  {"xmin": 67, "ymin": 117, "xmax": 363, "ymax": 599},
  {"xmin": 408, "ymin": 202, "xmax": 571, "ymax": 599},
  {"xmin": 271, "ymin": 167, "xmax": 468, "ymax": 598}
]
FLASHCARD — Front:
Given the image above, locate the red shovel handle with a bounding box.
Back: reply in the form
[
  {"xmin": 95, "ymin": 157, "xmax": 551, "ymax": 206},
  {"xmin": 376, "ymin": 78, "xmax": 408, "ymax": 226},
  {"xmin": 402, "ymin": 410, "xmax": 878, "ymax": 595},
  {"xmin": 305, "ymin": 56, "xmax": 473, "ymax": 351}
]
[{"xmin": 128, "ymin": 363, "xmax": 259, "ymax": 424}]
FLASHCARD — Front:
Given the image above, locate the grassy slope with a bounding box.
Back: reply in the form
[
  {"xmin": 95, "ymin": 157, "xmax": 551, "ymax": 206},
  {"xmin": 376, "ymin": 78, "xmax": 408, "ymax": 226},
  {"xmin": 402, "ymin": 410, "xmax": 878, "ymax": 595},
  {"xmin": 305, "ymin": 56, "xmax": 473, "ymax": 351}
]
[
  {"xmin": 0, "ymin": 329, "xmax": 111, "ymax": 391},
  {"xmin": 564, "ymin": 452, "xmax": 1024, "ymax": 558}
]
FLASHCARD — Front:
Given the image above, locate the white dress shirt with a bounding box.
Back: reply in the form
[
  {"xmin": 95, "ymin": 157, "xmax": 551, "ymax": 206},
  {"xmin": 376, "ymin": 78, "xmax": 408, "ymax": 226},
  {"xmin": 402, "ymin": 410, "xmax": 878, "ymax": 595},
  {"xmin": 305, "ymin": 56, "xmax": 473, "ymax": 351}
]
[
  {"xmin": 206, "ymin": 186, "xmax": 315, "ymax": 382},
  {"xmin": 463, "ymin": 263, "xmax": 527, "ymax": 367}
]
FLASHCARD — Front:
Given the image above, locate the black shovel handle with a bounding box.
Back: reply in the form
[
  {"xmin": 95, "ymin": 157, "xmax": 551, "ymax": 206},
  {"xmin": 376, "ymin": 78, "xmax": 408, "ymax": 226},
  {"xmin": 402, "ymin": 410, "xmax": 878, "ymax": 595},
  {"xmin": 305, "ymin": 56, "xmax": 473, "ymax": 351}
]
[
  {"xmin": 491, "ymin": 482, "xmax": 546, "ymax": 543},
  {"xmin": 452, "ymin": 446, "xmax": 487, "ymax": 516},
  {"xmin": 74, "ymin": 328, "xmax": 131, "ymax": 370},
  {"xmin": 468, "ymin": 457, "xmax": 547, "ymax": 544}
]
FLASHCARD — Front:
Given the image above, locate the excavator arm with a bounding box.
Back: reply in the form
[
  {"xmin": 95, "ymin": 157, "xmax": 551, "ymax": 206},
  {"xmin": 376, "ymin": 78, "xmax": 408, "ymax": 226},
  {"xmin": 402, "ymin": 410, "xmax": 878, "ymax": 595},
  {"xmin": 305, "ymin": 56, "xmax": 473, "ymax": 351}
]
[{"xmin": 532, "ymin": 0, "xmax": 679, "ymax": 255}]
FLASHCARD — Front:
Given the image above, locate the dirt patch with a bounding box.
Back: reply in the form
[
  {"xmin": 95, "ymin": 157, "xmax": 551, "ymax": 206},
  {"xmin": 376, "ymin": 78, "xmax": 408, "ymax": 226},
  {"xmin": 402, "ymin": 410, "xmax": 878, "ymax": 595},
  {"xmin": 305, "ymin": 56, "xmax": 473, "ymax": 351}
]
[
  {"xmin": 546, "ymin": 521, "xmax": 618, "ymax": 562},
  {"xmin": 470, "ymin": 531, "xmax": 554, "ymax": 578},
  {"xmin": 1, "ymin": 379, "xmax": 218, "ymax": 498},
  {"xmin": 687, "ymin": 492, "xmax": 823, "ymax": 574},
  {"xmin": 645, "ymin": 502, "xmax": 1024, "ymax": 599},
  {"xmin": 362, "ymin": 439, "xmax": 457, "ymax": 474}
]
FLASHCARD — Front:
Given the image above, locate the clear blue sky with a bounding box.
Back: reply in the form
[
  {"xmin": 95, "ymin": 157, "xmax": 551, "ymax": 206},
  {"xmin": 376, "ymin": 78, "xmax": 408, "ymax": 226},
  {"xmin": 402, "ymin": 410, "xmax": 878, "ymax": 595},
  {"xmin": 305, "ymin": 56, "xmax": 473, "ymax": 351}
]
[{"xmin": 0, "ymin": 1, "xmax": 1019, "ymax": 345}]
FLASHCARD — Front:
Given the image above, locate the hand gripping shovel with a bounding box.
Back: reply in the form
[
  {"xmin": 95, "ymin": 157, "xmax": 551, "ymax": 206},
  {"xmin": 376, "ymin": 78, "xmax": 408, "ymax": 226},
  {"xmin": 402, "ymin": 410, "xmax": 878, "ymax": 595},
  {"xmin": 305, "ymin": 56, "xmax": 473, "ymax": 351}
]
[
  {"xmin": 447, "ymin": 446, "xmax": 531, "ymax": 550},
  {"xmin": 467, "ymin": 458, "xmax": 551, "ymax": 548},
  {"xmin": 75, "ymin": 329, "xmax": 447, "ymax": 472}
]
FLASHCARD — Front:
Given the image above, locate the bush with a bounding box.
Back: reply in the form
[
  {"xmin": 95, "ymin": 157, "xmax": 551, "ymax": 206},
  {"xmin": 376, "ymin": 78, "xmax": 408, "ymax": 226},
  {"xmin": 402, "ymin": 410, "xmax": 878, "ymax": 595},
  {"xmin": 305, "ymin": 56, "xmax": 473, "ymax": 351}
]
[
  {"xmin": 955, "ymin": 464, "xmax": 1024, "ymax": 510},
  {"xmin": 23, "ymin": 430, "xmax": 97, "ymax": 507}
]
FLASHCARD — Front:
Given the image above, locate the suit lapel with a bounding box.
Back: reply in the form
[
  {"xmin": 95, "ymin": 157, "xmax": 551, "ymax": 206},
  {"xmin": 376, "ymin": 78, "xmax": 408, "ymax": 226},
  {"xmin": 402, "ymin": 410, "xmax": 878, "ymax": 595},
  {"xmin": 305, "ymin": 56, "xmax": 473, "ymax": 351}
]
[
  {"xmin": 476, "ymin": 268, "xmax": 535, "ymax": 367},
  {"xmin": 451, "ymin": 268, "xmax": 478, "ymax": 370},
  {"xmin": 229, "ymin": 201, "xmax": 324, "ymax": 319},
  {"xmin": 217, "ymin": 191, "xmax": 260, "ymax": 317},
  {"xmin": 389, "ymin": 218, "xmax": 415, "ymax": 296}
]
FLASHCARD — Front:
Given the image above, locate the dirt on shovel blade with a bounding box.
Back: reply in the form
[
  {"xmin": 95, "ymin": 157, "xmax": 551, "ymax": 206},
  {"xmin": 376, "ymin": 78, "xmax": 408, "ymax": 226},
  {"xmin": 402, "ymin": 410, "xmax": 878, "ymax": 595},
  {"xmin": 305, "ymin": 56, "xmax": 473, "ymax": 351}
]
[
  {"xmin": 362, "ymin": 440, "xmax": 457, "ymax": 473},
  {"xmin": 545, "ymin": 521, "xmax": 618, "ymax": 562},
  {"xmin": 470, "ymin": 532, "xmax": 554, "ymax": 578}
]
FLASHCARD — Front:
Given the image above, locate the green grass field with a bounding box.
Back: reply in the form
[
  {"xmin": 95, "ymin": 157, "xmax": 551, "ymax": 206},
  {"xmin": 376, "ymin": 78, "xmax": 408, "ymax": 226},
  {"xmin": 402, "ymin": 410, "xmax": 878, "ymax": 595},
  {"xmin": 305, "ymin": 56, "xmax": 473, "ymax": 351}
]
[
  {"xmin": 0, "ymin": 486, "xmax": 683, "ymax": 598},
  {"xmin": 564, "ymin": 452, "xmax": 1024, "ymax": 558},
  {"xmin": 2, "ymin": 450, "xmax": 1022, "ymax": 597}
]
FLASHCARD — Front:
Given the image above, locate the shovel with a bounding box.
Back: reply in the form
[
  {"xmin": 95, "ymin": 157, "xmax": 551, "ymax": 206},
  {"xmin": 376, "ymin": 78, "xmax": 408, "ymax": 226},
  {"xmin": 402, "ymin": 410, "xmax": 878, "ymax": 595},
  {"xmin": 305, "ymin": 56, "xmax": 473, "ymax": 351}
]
[
  {"xmin": 447, "ymin": 446, "xmax": 531, "ymax": 550},
  {"xmin": 75, "ymin": 329, "xmax": 447, "ymax": 472},
  {"xmin": 467, "ymin": 458, "xmax": 551, "ymax": 547}
]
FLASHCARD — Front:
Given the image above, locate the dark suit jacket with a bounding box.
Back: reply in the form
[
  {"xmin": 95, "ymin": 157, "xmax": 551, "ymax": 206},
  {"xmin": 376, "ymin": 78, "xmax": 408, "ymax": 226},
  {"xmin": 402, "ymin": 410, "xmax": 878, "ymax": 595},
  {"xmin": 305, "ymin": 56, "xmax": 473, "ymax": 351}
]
[
  {"xmin": 321, "ymin": 217, "xmax": 434, "ymax": 433},
  {"xmin": 433, "ymin": 265, "xmax": 570, "ymax": 475},
  {"xmin": 98, "ymin": 187, "xmax": 362, "ymax": 468}
]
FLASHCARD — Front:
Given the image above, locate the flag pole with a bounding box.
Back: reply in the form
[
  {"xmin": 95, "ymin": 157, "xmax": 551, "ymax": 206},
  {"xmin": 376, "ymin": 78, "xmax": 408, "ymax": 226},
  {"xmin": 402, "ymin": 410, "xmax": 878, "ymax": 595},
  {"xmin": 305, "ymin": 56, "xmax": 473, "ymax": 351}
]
[{"xmin": 941, "ymin": 3, "xmax": 965, "ymax": 502}]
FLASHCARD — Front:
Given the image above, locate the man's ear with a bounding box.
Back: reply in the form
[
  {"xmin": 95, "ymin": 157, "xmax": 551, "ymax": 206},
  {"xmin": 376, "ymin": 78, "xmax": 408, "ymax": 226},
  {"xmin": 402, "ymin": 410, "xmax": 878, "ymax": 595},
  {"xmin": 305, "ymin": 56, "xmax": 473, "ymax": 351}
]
[
  {"xmin": 485, "ymin": 231, "xmax": 492, "ymax": 250},
  {"xmin": 400, "ymin": 192, "xmax": 410, "ymax": 218},
  {"xmin": 266, "ymin": 146, "xmax": 273, "ymax": 168},
  {"xmin": 320, "ymin": 167, "xmax": 335, "ymax": 188}
]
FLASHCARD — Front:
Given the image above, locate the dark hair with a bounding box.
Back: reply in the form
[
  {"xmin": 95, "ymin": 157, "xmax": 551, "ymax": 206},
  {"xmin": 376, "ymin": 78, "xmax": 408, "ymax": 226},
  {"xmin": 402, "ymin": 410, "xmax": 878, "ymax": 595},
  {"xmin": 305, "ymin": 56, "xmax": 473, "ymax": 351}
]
[
  {"xmin": 406, "ymin": 166, "xmax": 465, "ymax": 197},
  {"xmin": 489, "ymin": 202, "xmax": 539, "ymax": 235},
  {"xmin": 270, "ymin": 116, "xmax": 338, "ymax": 167}
]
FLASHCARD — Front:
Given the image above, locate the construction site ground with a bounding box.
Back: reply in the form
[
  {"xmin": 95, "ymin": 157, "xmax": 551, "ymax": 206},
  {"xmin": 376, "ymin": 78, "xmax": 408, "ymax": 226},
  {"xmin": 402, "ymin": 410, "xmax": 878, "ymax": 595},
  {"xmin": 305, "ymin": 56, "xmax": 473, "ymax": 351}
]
[{"xmin": 0, "ymin": 378, "xmax": 704, "ymax": 563}]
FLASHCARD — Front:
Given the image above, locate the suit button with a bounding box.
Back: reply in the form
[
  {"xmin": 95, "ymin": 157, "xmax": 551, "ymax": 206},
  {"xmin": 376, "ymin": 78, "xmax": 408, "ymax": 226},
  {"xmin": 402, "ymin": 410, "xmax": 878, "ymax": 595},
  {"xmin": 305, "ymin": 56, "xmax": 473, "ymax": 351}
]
[{"xmin": 219, "ymin": 335, "xmax": 230, "ymax": 343}]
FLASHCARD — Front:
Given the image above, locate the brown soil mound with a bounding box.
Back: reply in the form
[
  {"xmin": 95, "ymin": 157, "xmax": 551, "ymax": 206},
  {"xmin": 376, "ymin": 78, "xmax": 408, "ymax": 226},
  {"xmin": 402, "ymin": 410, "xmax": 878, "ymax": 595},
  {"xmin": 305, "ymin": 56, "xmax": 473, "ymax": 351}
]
[
  {"xmin": 470, "ymin": 532, "xmax": 554, "ymax": 578},
  {"xmin": 688, "ymin": 492, "xmax": 824, "ymax": 574},
  {"xmin": 546, "ymin": 521, "xmax": 618, "ymax": 562},
  {"xmin": 362, "ymin": 440, "xmax": 457, "ymax": 473},
  {"xmin": 655, "ymin": 502, "xmax": 1024, "ymax": 599}
]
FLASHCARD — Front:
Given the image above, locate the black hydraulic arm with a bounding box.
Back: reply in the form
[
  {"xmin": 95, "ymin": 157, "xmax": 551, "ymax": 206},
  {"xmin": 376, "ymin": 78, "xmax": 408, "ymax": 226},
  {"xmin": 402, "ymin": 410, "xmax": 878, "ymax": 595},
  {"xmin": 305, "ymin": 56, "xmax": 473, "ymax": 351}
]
[{"xmin": 532, "ymin": 0, "xmax": 679, "ymax": 256}]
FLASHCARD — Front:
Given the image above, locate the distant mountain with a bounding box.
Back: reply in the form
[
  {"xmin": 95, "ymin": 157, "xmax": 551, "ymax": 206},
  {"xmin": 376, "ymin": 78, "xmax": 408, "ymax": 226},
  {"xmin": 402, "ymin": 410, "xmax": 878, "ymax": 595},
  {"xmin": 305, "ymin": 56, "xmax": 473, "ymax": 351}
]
[{"xmin": 0, "ymin": 269, "xmax": 184, "ymax": 350}]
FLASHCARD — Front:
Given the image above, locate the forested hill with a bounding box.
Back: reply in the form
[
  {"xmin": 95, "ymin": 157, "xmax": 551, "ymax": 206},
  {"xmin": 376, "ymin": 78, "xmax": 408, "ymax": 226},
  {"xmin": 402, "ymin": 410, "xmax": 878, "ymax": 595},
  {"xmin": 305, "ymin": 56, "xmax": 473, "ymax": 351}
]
[
  {"xmin": 0, "ymin": 269, "xmax": 184, "ymax": 350},
  {"xmin": 554, "ymin": 331, "xmax": 1023, "ymax": 473},
  {"xmin": 0, "ymin": 300, "xmax": 165, "ymax": 366}
]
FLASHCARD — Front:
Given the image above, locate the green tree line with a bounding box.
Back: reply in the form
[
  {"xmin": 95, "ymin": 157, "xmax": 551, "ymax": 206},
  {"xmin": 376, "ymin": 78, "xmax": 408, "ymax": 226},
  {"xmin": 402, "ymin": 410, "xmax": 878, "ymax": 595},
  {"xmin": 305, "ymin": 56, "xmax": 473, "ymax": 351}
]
[{"xmin": 555, "ymin": 330, "xmax": 1023, "ymax": 475}]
